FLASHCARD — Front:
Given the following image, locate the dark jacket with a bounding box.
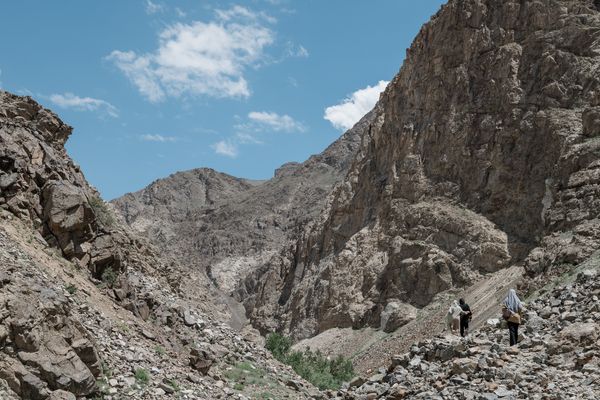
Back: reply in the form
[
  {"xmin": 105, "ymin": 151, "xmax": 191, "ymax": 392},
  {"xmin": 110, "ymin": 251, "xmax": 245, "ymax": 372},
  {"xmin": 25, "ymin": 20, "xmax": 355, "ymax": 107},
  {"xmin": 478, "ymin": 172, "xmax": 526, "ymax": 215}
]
[{"xmin": 460, "ymin": 303, "xmax": 471, "ymax": 321}]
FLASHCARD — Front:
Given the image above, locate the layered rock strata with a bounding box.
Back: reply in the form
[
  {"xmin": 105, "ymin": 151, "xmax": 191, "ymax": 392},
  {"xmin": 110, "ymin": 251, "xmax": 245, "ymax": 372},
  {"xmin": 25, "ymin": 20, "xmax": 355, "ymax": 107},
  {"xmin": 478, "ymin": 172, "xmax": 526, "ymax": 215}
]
[{"xmin": 239, "ymin": 0, "xmax": 600, "ymax": 340}]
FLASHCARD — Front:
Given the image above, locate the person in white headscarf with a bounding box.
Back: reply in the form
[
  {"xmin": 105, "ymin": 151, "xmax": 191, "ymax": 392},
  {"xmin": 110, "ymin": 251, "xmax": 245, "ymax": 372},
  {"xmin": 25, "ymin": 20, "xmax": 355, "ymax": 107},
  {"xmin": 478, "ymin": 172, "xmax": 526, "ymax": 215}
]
[
  {"xmin": 502, "ymin": 289, "xmax": 524, "ymax": 346},
  {"xmin": 446, "ymin": 300, "xmax": 463, "ymax": 334}
]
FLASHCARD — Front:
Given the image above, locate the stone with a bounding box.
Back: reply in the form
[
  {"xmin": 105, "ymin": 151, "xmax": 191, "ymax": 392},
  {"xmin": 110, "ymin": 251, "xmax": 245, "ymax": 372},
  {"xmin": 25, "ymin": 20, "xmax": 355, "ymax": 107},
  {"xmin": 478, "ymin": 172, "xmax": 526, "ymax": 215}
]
[
  {"xmin": 159, "ymin": 382, "xmax": 175, "ymax": 394},
  {"xmin": 141, "ymin": 329, "xmax": 156, "ymax": 340},
  {"xmin": 380, "ymin": 301, "xmax": 418, "ymax": 332},
  {"xmin": 183, "ymin": 310, "xmax": 196, "ymax": 326},
  {"xmin": 451, "ymin": 358, "xmax": 478, "ymax": 375},
  {"xmin": 48, "ymin": 390, "xmax": 76, "ymax": 400},
  {"xmin": 348, "ymin": 376, "xmax": 366, "ymax": 388},
  {"xmin": 560, "ymin": 323, "xmax": 598, "ymax": 344},
  {"xmin": 189, "ymin": 348, "xmax": 214, "ymax": 375}
]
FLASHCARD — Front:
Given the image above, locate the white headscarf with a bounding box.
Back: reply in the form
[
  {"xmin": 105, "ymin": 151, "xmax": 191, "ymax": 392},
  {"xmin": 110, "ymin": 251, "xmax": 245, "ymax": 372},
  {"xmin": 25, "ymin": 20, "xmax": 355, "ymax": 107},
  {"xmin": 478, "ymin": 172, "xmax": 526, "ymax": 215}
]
[
  {"xmin": 449, "ymin": 300, "xmax": 462, "ymax": 318},
  {"xmin": 504, "ymin": 289, "xmax": 522, "ymax": 313}
]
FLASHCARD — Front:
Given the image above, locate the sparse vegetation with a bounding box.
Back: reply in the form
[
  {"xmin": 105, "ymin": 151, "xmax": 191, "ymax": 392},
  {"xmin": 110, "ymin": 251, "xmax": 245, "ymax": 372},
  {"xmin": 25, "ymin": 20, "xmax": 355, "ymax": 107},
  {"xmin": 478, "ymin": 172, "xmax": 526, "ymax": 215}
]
[
  {"xmin": 100, "ymin": 362, "xmax": 113, "ymax": 378},
  {"xmin": 89, "ymin": 194, "xmax": 115, "ymax": 227},
  {"xmin": 101, "ymin": 267, "xmax": 117, "ymax": 287},
  {"xmin": 117, "ymin": 322, "xmax": 130, "ymax": 333},
  {"xmin": 94, "ymin": 378, "xmax": 110, "ymax": 399},
  {"xmin": 265, "ymin": 333, "xmax": 354, "ymax": 390},
  {"xmin": 265, "ymin": 331, "xmax": 292, "ymax": 359},
  {"xmin": 224, "ymin": 361, "xmax": 277, "ymax": 391},
  {"xmin": 64, "ymin": 283, "xmax": 77, "ymax": 295},
  {"xmin": 134, "ymin": 368, "xmax": 150, "ymax": 385},
  {"xmin": 167, "ymin": 379, "xmax": 180, "ymax": 392},
  {"xmin": 155, "ymin": 345, "xmax": 166, "ymax": 356}
]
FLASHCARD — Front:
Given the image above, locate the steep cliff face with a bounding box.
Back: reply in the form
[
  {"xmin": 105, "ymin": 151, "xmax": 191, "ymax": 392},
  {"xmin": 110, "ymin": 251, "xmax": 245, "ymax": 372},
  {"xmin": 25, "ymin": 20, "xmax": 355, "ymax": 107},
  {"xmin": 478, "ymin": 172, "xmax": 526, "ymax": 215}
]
[
  {"xmin": 0, "ymin": 92, "xmax": 321, "ymax": 399},
  {"xmin": 113, "ymin": 109, "xmax": 374, "ymax": 292},
  {"xmin": 239, "ymin": 0, "xmax": 600, "ymax": 339}
]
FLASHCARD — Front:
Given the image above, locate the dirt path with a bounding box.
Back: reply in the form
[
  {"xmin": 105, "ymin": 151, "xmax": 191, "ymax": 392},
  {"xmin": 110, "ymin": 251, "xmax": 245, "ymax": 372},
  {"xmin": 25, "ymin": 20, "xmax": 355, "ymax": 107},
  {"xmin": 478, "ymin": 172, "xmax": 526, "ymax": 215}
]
[
  {"xmin": 293, "ymin": 266, "xmax": 524, "ymax": 375},
  {"xmin": 351, "ymin": 265, "xmax": 524, "ymax": 374}
]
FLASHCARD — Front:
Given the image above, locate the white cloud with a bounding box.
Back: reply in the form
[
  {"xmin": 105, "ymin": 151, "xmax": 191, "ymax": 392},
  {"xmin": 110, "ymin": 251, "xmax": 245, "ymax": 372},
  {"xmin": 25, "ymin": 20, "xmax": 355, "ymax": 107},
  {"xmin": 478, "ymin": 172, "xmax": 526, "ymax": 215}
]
[
  {"xmin": 108, "ymin": 6, "xmax": 275, "ymax": 102},
  {"xmin": 212, "ymin": 140, "xmax": 238, "ymax": 158},
  {"xmin": 285, "ymin": 42, "xmax": 308, "ymax": 58},
  {"xmin": 145, "ymin": 0, "xmax": 165, "ymax": 14},
  {"xmin": 140, "ymin": 134, "xmax": 177, "ymax": 142},
  {"xmin": 215, "ymin": 5, "xmax": 275, "ymax": 23},
  {"xmin": 324, "ymin": 80, "xmax": 389, "ymax": 131},
  {"xmin": 246, "ymin": 111, "xmax": 305, "ymax": 132},
  {"xmin": 236, "ymin": 132, "xmax": 263, "ymax": 144},
  {"xmin": 49, "ymin": 93, "xmax": 118, "ymax": 118}
]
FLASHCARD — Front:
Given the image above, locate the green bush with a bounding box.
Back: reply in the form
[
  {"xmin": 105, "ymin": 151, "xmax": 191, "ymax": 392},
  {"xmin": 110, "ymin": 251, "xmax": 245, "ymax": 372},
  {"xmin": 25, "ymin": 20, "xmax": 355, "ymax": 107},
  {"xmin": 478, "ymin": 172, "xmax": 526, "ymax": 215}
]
[
  {"xmin": 64, "ymin": 284, "xmax": 77, "ymax": 295},
  {"xmin": 155, "ymin": 346, "xmax": 166, "ymax": 356},
  {"xmin": 167, "ymin": 379, "xmax": 180, "ymax": 392},
  {"xmin": 265, "ymin": 332, "xmax": 292, "ymax": 360},
  {"xmin": 101, "ymin": 267, "xmax": 117, "ymax": 287},
  {"xmin": 265, "ymin": 333, "xmax": 354, "ymax": 390},
  {"xmin": 134, "ymin": 368, "xmax": 150, "ymax": 385},
  {"xmin": 89, "ymin": 195, "xmax": 115, "ymax": 227}
]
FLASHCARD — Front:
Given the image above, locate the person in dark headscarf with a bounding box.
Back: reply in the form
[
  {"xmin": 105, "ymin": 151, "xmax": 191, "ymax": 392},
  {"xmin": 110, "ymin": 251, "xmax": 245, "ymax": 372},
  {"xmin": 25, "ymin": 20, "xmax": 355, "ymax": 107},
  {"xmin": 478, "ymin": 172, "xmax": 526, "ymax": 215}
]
[
  {"xmin": 458, "ymin": 298, "xmax": 472, "ymax": 337},
  {"xmin": 502, "ymin": 289, "xmax": 524, "ymax": 346}
]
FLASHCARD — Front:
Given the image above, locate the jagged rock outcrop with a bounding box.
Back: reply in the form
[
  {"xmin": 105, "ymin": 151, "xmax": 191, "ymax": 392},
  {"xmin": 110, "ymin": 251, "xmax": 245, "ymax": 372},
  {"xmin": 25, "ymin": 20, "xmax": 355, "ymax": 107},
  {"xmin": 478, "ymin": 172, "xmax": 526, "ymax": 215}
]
[
  {"xmin": 112, "ymin": 107, "xmax": 375, "ymax": 292},
  {"xmin": 0, "ymin": 261, "xmax": 99, "ymax": 398},
  {"xmin": 238, "ymin": 0, "xmax": 600, "ymax": 340},
  {"xmin": 0, "ymin": 92, "xmax": 131, "ymax": 285},
  {"xmin": 0, "ymin": 91, "xmax": 323, "ymax": 399}
]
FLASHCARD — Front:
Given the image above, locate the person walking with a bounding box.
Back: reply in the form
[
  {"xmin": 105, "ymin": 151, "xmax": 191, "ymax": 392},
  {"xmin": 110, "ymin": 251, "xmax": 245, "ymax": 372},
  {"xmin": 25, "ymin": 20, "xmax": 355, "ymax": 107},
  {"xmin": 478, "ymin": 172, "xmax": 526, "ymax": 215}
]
[
  {"xmin": 502, "ymin": 289, "xmax": 524, "ymax": 346},
  {"xmin": 458, "ymin": 298, "xmax": 472, "ymax": 337},
  {"xmin": 446, "ymin": 300, "xmax": 463, "ymax": 334}
]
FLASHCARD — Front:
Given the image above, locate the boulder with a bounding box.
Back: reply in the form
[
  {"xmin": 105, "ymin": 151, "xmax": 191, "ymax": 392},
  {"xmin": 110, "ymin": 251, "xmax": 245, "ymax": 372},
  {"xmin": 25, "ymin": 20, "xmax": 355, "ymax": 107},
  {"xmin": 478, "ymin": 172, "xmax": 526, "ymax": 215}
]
[
  {"xmin": 189, "ymin": 348, "xmax": 214, "ymax": 375},
  {"xmin": 380, "ymin": 301, "xmax": 418, "ymax": 333},
  {"xmin": 582, "ymin": 107, "xmax": 600, "ymax": 137},
  {"xmin": 42, "ymin": 181, "xmax": 93, "ymax": 256},
  {"xmin": 560, "ymin": 322, "xmax": 598, "ymax": 345}
]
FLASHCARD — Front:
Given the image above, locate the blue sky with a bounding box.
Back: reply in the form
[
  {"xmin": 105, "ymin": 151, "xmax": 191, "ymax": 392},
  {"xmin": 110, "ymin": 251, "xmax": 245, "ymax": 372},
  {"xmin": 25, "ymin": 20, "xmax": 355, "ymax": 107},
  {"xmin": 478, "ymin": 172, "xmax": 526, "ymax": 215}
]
[{"xmin": 0, "ymin": 0, "xmax": 445, "ymax": 199}]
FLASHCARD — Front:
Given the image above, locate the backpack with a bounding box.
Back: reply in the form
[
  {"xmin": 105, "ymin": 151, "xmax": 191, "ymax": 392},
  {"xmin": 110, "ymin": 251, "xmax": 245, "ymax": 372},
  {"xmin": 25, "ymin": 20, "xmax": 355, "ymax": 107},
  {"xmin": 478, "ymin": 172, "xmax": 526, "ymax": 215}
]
[{"xmin": 502, "ymin": 307, "xmax": 512, "ymax": 320}]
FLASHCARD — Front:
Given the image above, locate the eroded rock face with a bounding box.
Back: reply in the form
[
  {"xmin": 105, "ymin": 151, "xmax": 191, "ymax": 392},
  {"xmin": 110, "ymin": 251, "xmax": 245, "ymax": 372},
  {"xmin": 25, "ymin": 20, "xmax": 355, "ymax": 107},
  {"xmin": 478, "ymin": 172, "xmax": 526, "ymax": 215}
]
[
  {"xmin": 0, "ymin": 91, "xmax": 125, "ymax": 277},
  {"xmin": 239, "ymin": 0, "xmax": 600, "ymax": 339},
  {"xmin": 0, "ymin": 266, "xmax": 100, "ymax": 398},
  {"xmin": 112, "ymin": 108, "xmax": 374, "ymax": 293}
]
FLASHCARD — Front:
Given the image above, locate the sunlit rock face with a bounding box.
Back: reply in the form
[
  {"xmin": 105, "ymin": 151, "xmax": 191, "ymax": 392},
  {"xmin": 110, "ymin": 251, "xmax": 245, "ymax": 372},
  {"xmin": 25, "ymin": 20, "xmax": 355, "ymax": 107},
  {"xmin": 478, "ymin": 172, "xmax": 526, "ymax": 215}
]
[{"xmin": 239, "ymin": 0, "xmax": 600, "ymax": 340}]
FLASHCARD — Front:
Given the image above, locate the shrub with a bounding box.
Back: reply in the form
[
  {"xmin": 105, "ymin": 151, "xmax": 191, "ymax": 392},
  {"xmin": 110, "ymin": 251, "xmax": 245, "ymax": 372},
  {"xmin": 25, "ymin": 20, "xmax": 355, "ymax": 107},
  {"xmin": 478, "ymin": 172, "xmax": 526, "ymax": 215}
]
[
  {"xmin": 64, "ymin": 284, "xmax": 77, "ymax": 295},
  {"xmin": 265, "ymin": 332, "xmax": 292, "ymax": 361},
  {"xmin": 134, "ymin": 368, "xmax": 150, "ymax": 385},
  {"xmin": 89, "ymin": 195, "xmax": 115, "ymax": 227},
  {"xmin": 264, "ymin": 333, "xmax": 354, "ymax": 390},
  {"xmin": 155, "ymin": 346, "xmax": 166, "ymax": 356},
  {"xmin": 167, "ymin": 379, "xmax": 180, "ymax": 392},
  {"xmin": 101, "ymin": 267, "xmax": 117, "ymax": 287}
]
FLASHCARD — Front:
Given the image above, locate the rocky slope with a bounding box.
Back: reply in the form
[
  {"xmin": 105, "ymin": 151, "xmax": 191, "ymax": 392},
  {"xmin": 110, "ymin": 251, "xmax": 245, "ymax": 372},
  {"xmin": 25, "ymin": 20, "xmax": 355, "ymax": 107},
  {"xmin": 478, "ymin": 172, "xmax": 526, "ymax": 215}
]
[
  {"xmin": 341, "ymin": 262, "xmax": 600, "ymax": 399},
  {"xmin": 238, "ymin": 0, "xmax": 600, "ymax": 341},
  {"xmin": 112, "ymin": 107, "xmax": 375, "ymax": 293},
  {"xmin": 0, "ymin": 91, "xmax": 320, "ymax": 399}
]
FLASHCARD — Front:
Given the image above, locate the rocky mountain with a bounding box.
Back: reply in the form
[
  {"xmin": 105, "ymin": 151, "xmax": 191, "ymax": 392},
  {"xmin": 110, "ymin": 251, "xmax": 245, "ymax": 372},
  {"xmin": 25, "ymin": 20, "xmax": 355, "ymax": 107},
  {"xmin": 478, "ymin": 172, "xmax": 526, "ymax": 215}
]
[
  {"xmin": 6, "ymin": 0, "xmax": 600, "ymax": 398},
  {"xmin": 0, "ymin": 91, "xmax": 321, "ymax": 399},
  {"xmin": 237, "ymin": 0, "xmax": 600, "ymax": 342},
  {"xmin": 112, "ymin": 107, "xmax": 375, "ymax": 293}
]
